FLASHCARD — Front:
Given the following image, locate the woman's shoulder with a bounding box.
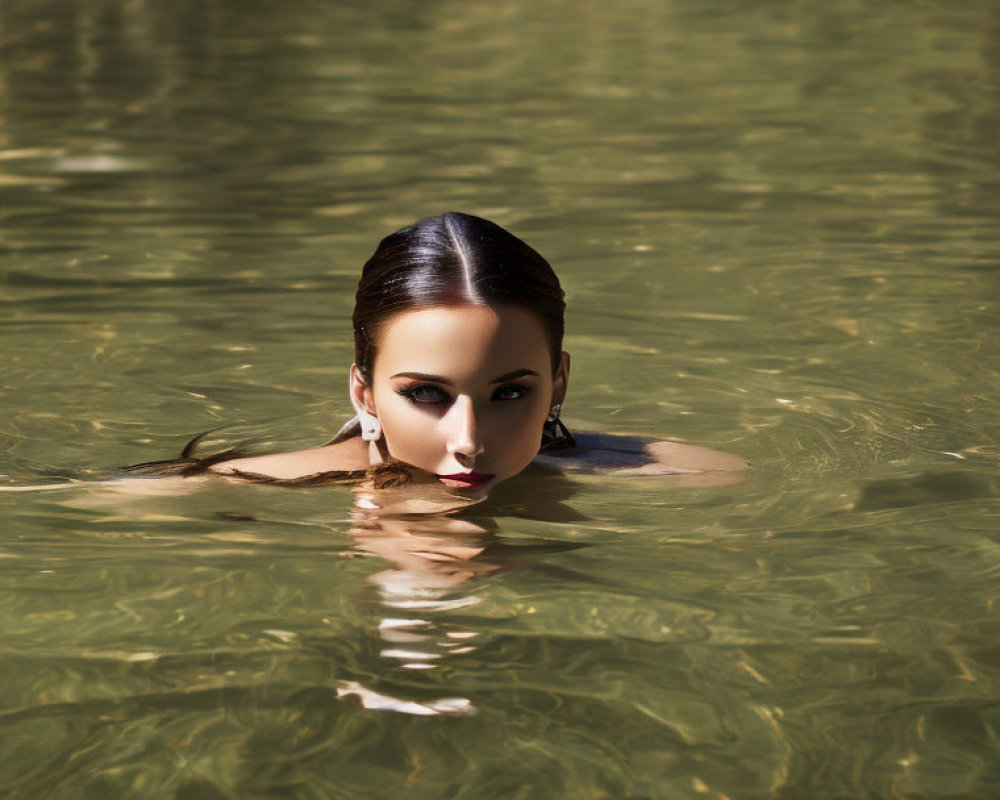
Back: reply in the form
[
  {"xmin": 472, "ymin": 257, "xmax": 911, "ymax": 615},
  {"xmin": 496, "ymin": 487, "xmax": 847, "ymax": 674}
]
[
  {"xmin": 208, "ymin": 436, "xmax": 371, "ymax": 481},
  {"xmin": 536, "ymin": 432, "xmax": 748, "ymax": 484}
]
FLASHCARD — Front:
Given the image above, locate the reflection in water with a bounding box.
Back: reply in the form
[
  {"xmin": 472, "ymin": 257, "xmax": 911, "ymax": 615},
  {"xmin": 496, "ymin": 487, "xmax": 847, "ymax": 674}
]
[
  {"xmin": 336, "ymin": 681, "xmax": 475, "ymax": 716},
  {"xmin": 342, "ymin": 483, "xmax": 501, "ymax": 715},
  {"xmin": 3, "ymin": 0, "xmax": 1000, "ymax": 793},
  {"xmin": 351, "ymin": 508, "xmax": 495, "ymax": 674},
  {"xmin": 341, "ymin": 478, "xmax": 589, "ymax": 715}
]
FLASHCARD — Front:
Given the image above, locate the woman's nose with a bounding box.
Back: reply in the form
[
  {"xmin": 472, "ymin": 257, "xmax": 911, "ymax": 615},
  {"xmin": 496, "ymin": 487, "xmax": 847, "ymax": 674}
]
[{"xmin": 445, "ymin": 396, "xmax": 484, "ymax": 460}]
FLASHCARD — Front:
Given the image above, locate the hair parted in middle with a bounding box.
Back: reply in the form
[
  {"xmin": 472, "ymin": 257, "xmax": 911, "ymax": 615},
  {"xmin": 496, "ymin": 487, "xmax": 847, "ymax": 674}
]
[{"xmin": 352, "ymin": 212, "xmax": 566, "ymax": 380}]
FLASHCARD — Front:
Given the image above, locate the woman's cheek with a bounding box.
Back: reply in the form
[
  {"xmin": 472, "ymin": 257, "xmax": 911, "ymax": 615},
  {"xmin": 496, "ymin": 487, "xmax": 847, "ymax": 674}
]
[
  {"xmin": 498, "ymin": 412, "xmax": 546, "ymax": 477},
  {"xmin": 396, "ymin": 433, "xmax": 442, "ymax": 471},
  {"xmin": 377, "ymin": 400, "xmax": 439, "ymax": 469}
]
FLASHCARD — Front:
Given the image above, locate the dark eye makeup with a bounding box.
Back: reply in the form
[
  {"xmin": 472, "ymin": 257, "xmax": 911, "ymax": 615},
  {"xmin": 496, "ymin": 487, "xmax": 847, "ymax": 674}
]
[
  {"xmin": 396, "ymin": 384, "xmax": 450, "ymax": 405},
  {"xmin": 395, "ymin": 383, "xmax": 531, "ymax": 406},
  {"xmin": 492, "ymin": 384, "xmax": 530, "ymax": 401}
]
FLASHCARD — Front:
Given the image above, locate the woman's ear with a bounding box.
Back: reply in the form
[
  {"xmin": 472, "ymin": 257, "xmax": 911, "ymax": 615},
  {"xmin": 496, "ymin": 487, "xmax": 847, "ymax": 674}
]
[
  {"xmin": 350, "ymin": 365, "xmax": 384, "ymax": 443},
  {"xmin": 551, "ymin": 351, "xmax": 570, "ymax": 408},
  {"xmin": 349, "ymin": 364, "xmax": 376, "ymax": 416}
]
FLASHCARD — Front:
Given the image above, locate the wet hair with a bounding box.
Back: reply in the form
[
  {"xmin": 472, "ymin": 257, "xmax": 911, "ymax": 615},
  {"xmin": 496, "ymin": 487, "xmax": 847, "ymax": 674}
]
[{"xmin": 352, "ymin": 212, "xmax": 566, "ymax": 380}]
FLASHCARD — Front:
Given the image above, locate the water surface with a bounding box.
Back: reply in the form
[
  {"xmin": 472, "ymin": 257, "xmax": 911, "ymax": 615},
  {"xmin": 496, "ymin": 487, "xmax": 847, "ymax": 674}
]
[{"xmin": 2, "ymin": 1, "xmax": 1000, "ymax": 797}]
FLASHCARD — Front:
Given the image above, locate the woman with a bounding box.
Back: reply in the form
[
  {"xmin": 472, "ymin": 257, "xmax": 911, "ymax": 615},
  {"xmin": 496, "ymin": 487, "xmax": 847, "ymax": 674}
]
[{"xmin": 125, "ymin": 212, "xmax": 746, "ymax": 495}]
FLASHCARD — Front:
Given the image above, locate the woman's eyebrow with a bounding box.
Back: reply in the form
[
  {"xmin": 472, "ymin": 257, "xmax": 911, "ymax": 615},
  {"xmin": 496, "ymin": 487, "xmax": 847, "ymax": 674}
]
[
  {"xmin": 389, "ymin": 369, "xmax": 540, "ymax": 384},
  {"xmin": 390, "ymin": 371, "xmax": 453, "ymax": 384},
  {"xmin": 490, "ymin": 369, "xmax": 539, "ymax": 384}
]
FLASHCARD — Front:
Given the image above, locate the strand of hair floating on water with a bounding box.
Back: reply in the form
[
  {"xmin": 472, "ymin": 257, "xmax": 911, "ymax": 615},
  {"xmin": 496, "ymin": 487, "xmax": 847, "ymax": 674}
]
[
  {"xmin": 120, "ymin": 430, "xmax": 244, "ymax": 477},
  {"xmin": 224, "ymin": 460, "xmax": 410, "ymax": 489},
  {"xmin": 121, "ymin": 427, "xmax": 413, "ymax": 488},
  {"xmin": 325, "ymin": 414, "xmax": 361, "ymax": 445}
]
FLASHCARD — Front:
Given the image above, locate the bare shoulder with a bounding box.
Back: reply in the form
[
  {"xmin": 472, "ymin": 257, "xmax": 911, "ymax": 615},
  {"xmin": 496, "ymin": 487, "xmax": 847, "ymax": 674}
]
[
  {"xmin": 209, "ymin": 436, "xmax": 370, "ymax": 480},
  {"xmin": 536, "ymin": 432, "xmax": 748, "ymax": 485},
  {"xmin": 640, "ymin": 439, "xmax": 749, "ymax": 473}
]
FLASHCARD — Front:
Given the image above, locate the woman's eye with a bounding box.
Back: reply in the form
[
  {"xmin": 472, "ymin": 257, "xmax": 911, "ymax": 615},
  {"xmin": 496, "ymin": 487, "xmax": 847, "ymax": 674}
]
[
  {"xmin": 492, "ymin": 384, "xmax": 528, "ymax": 401},
  {"xmin": 399, "ymin": 385, "xmax": 449, "ymax": 405}
]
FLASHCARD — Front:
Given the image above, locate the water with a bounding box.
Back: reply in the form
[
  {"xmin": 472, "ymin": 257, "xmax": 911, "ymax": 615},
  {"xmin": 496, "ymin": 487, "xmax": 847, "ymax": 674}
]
[{"xmin": 2, "ymin": 0, "xmax": 1000, "ymax": 796}]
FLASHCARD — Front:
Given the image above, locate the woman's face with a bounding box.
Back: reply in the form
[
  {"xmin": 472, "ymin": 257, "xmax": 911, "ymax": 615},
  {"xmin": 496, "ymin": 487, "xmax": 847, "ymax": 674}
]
[{"xmin": 351, "ymin": 304, "xmax": 569, "ymax": 493}]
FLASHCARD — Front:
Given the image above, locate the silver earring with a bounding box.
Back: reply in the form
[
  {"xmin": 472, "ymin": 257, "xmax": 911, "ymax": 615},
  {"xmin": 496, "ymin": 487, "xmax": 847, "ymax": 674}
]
[
  {"xmin": 541, "ymin": 403, "xmax": 574, "ymax": 451},
  {"xmin": 359, "ymin": 409, "xmax": 381, "ymax": 441}
]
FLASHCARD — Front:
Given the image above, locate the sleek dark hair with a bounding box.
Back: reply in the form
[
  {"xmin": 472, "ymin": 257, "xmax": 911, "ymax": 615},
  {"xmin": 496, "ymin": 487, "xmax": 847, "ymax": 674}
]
[{"xmin": 352, "ymin": 212, "xmax": 565, "ymax": 379}]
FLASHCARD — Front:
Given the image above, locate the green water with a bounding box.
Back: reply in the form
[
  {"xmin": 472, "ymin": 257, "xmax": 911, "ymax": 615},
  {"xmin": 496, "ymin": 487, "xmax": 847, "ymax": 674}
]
[{"xmin": 2, "ymin": 0, "xmax": 1000, "ymax": 797}]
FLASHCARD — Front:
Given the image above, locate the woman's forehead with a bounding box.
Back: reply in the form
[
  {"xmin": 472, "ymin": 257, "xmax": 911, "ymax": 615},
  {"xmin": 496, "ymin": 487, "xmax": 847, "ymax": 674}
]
[{"xmin": 372, "ymin": 304, "xmax": 550, "ymax": 379}]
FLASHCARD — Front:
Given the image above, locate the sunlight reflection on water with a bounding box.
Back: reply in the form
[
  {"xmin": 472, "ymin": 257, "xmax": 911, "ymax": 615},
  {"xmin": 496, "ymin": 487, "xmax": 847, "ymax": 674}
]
[{"xmin": 1, "ymin": 0, "xmax": 1000, "ymax": 796}]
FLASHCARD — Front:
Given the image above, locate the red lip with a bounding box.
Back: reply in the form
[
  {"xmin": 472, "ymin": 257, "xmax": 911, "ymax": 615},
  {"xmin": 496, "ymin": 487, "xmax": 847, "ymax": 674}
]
[{"xmin": 436, "ymin": 472, "xmax": 494, "ymax": 488}]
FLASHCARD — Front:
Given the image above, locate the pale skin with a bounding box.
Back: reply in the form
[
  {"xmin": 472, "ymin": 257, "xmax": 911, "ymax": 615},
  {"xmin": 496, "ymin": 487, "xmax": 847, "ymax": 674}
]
[{"xmin": 209, "ymin": 303, "xmax": 748, "ymax": 496}]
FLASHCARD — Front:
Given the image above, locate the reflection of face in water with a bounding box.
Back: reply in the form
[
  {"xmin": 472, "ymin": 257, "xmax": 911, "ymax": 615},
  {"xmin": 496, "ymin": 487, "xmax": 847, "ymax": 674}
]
[
  {"xmin": 350, "ymin": 507, "xmax": 499, "ymax": 602},
  {"xmin": 349, "ymin": 463, "xmax": 586, "ymax": 602},
  {"xmin": 340, "ymin": 476, "xmax": 590, "ymax": 714},
  {"xmin": 349, "ymin": 496, "xmax": 497, "ymax": 673},
  {"xmin": 348, "ymin": 470, "xmax": 586, "ymax": 671}
]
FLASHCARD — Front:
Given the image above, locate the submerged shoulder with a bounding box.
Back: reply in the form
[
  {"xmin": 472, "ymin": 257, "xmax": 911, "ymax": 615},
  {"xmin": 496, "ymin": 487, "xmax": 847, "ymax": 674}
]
[{"xmin": 209, "ymin": 436, "xmax": 371, "ymax": 480}]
